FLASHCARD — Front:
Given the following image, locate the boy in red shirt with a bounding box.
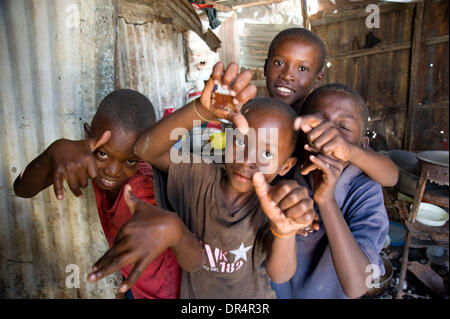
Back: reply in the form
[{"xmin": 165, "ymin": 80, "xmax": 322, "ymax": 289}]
[{"xmin": 13, "ymin": 89, "xmax": 192, "ymax": 299}]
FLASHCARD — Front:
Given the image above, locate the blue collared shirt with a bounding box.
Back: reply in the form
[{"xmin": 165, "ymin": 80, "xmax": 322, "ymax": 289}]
[{"xmin": 271, "ymin": 164, "xmax": 389, "ymax": 299}]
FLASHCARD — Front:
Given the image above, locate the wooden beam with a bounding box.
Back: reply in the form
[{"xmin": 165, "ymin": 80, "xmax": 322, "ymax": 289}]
[
  {"xmin": 328, "ymin": 41, "xmax": 412, "ymax": 60},
  {"xmin": 417, "ymin": 100, "xmax": 449, "ymax": 110},
  {"xmin": 301, "ymin": 0, "xmax": 310, "ymax": 30},
  {"xmin": 368, "ymin": 101, "xmax": 449, "ymax": 122},
  {"xmin": 205, "ymin": 1, "xmax": 233, "ymax": 11},
  {"xmin": 424, "ymin": 34, "xmax": 449, "ymax": 46},
  {"xmin": 325, "ymin": 35, "xmax": 448, "ymax": 61},
  {"xmin": 231, "ymin": 0, "xmax": 287, "ymax": 9},
  {"xmin": 404, "ymin": 1, "xmax": 426, "ymax": 151},
  {"xmin": 310, "ymin": 2, "xmax": 414, "ymax": 27},
  {"xmin": 408, "ymin": 262, "xmax": 447, "ymax": 297}
]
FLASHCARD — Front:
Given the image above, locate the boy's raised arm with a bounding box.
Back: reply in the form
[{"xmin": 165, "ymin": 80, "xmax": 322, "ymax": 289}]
[
  {"xmin": 344, "ymin": 146, "xmax": 398, "ymax": 187},
  {"xmin": 306, "ymin": 153, "xmax": 373, "ymax": 298},
  {"xmin": 13, "ymin": 132, "xmax": 110, "ymax": 199},
  {"xmin": 134, "ymin": 62, "xmax": 257, "ymax": 173}
]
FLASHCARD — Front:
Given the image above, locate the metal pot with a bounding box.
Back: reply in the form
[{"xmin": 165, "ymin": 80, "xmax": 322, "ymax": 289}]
[{"xmin": 365, "ymin": 255, "xmax": 394, "ymax": 297}]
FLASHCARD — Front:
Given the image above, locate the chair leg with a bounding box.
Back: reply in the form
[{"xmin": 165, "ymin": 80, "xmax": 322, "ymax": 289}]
[
  {"xmin": 409, "ymin": 167, "xmax": 428, "ymax": 223},
  {"xmin": 396, "ymin": 231, "xmax": 412, "ymax": 299}
]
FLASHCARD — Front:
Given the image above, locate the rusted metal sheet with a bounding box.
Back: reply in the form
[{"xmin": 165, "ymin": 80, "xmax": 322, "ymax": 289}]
[
  {"xmin": 115, "ymin": 16, "xmax": 188, "ymax": 119},
  {"xmin": 0, "ymin": 0, "xmax": 122, "ymax": 298}
]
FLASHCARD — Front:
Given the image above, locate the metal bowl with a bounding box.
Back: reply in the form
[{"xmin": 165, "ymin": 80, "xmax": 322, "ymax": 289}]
[{"xmin": 365, "ymin": 255, "xmax": 394, "ymax": 298}]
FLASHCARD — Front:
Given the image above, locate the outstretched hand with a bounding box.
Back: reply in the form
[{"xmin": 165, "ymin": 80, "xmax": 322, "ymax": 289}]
[
  {"xmin": 199, "ymin": 62, "xmax": 257, "ymax": 134},
  {"xmin": 49, "ymin": 131, "xmax": 110, "ymax": 199},
  {"xmin": 252, "ymin": 172, "xmax": 317, "ymax": 237},
  {"xmin": 87, "ymin": 185, "xmax": 182, "ymax": 293}
]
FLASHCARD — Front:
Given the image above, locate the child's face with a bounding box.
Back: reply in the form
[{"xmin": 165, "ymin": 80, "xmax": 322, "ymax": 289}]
[
  {"xmin": 307, "ymin": 94, "xmax": 365, "ymax": 146},
  {"xmin": 224, "ymin": 109, "xmax": 297, "ymax": 194},
  {"xmin": 265, "ymin": 37, "xmax": 323, "ymax": 108},
  {"xmin": 85, "ymin": 116, "xmax": 140, "ymax": 194}
]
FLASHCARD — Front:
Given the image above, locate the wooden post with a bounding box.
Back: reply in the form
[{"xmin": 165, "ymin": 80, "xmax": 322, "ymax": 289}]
[
  {"xmin": 396, "ymin": 231, "xmax": 412, "ymax": 299},
  {"xmin": 301, "ymin": 0, "xmax": 310, "ymax": 30},
  {"xmin": 404, "ymin": 1, "xmax": 425, "ymax": 151},
  {"xmin": 409, "ymin": 164, "xmax": 428, "ymax": 222}
]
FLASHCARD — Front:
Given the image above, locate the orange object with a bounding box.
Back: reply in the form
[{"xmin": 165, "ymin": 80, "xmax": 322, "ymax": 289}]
[{"xmin": 213, "ymin": 92, "xmax": 234, "ymax": 111}]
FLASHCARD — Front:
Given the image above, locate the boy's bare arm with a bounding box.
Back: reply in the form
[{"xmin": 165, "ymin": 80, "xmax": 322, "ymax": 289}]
[
  {"xmin": 134, "ymin": 62, "xmax": 256, "ymax": 173},
  {"xmin": 295, "ymin": 115, "xmax": 399, "ymax": 187},
  {"xmin": 344, "ymin": 146, "xmax": 398, "ymax": 187},
  {"xmin": 13, "ymin": 132, "xmax": 110, "ymax": 199},
  {"xmin": 14, "ymin": 149, "xmax": 55, "ymax": 198},
  {"xmin": 308, "ymin": 154, "xmax": 371, "ymax": 298},
  {"xmin": 252, "ymin": 173, "xmax": 315, "ymax": 283},
  {"xmin": 87, "ymin": 185, "xmax": 205, "ymax": 293}
]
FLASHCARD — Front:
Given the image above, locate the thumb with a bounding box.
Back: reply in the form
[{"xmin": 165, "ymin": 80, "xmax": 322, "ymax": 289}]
[
  {"xmin": 252, "ymin": 172, "xmax": 269, "ymax": 198},
  {"xmin": 252, "ymin": 172, "xmax": 276, "ymax": 219},
  {"xmin": 89, "ymin": 130, "xmax": 111, "ymax": 152},
  {"xmin": 123, "ymin": 184, "xmax": 138, "ymax": 215}
]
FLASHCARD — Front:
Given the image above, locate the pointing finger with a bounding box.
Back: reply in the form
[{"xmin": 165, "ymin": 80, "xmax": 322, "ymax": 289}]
[
  {"xmin": 221, "ymin": 63, "xmax": 240, "ymax": 89},
  {"xmin": 119, "ymin": 258, "xmax": 150, "ymax": 293},
  {"xmin": 90, "ymin": 130, "xmax": 111, "ymax": 152},
  {"xmin": 294, "ymin": 114, "xmax": 324, "ymax": 133},
  {"xmin": 53, "ymin": 171, "xmax": 65, "ymax": 200}
]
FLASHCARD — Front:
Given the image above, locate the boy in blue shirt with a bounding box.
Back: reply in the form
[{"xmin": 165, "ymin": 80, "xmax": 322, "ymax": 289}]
[{"xmin": 271, "ymin": 83, "xmax": 389, "ymax": 299}]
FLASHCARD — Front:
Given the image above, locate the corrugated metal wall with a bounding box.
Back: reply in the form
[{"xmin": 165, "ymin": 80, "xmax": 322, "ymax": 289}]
[
  {"xmin": 0, "ymin": 0, "xmax": 189, "ymax": 298},
  {"xmin": 0, "ymin": 0, "xmax": 121, "ymax": 298},
  {"xmin": 240, "ymin": 23, "xmax": 299, "ymax": 69},
  {"xmin": 115, "ymin": 17, "xmax": 187, "ymax": 119}
]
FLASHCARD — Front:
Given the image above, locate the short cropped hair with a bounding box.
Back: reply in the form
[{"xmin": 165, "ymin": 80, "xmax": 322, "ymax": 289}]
[
  {"xmin": 267, "ymin": 28, "xmax": 327, "ymax": 73},
  {"xmin": 92, "ymin": 89, "xmax": 156, "ymax": 133},
  {"xmin": 241, "ymin": 97, "xmax": 299, "ymax": 155},
  {"xmin": 303, "ymin": 83, "xmax": 369, "ymax": 131}
]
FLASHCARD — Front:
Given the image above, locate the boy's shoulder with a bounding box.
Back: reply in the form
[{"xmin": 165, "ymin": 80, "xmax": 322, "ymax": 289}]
[
  {"xmin": 337, "ymin": 164, "xmax": 387, "ymax": 220},
  {"xmin": 136, "ymin": 161, "xmax": 154, "ymax": 180},
  {"xmin": 338, "ymin": 164, "xmax": 381, "ymax": 193}
]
